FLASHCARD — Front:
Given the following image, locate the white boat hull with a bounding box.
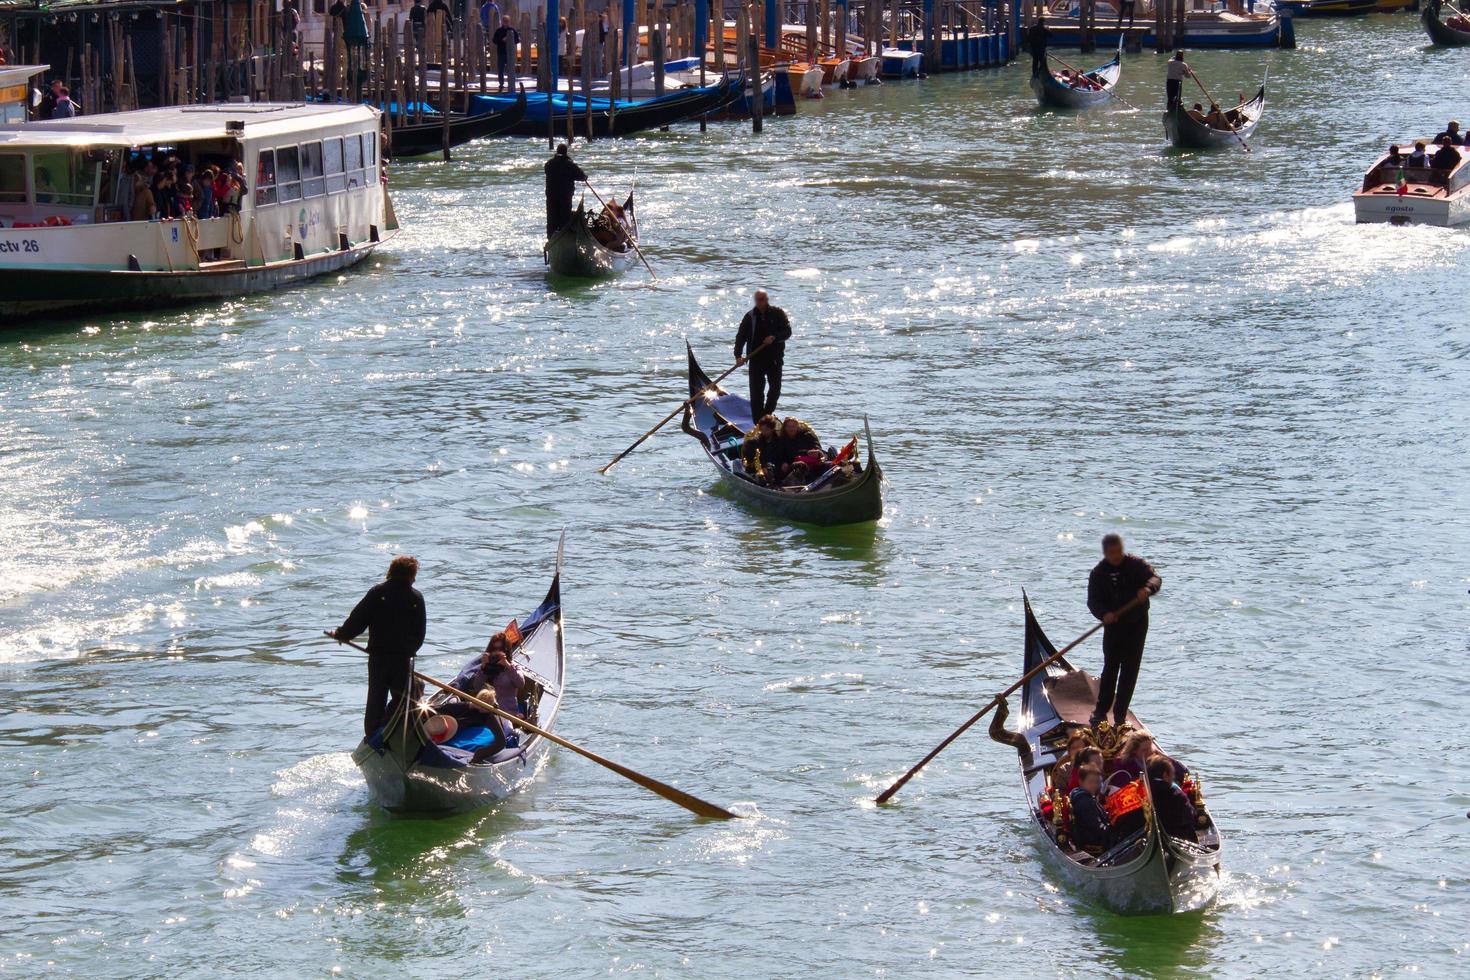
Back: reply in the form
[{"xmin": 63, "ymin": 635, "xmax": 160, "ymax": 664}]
[
  {"xmin": 879, "ymin": 49, "xmax": 922, "ymax": 78},
  {"xmin": 1353, "ymin": 189, "xmax": 1470, "ymax": 226}
]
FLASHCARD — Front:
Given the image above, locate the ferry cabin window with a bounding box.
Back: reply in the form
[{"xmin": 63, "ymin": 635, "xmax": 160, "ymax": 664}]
[
  {"xmin": 0, "ymin": 154, "xmax": 24, "ymax": 203},
  {"xmin": 278, "ymin": 145, "xmax": 302, "ymax": 202},
  {"xmin": 302, "ymin": 141, "xmax": 325, "ymax": 197},
  {"xmin": 345, "ymin": 133, "xmax": 363, "ymax": 188},
  {"xmin": 256, "ymin": 150, "xmax": 277, "ymax": 205},
  {"xmin": 32, "ymin": 150, "xmax": 97, "ymax": 207},
  {"xmin": 364, "ymin": 131, "xmax": 376, "ymax": 167},
  {"xmin": 324, "ymin": 137, "xmax": 345, "ymax": 193}
]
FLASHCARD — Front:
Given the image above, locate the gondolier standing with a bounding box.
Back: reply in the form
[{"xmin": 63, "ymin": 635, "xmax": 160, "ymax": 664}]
[
  {"xmin": 1086, "ymin": 534, "xmax": 1161, "ymax": 729},
  {"xmin": 330, "ymin": 555, "xmax": 427, "ymax": 736},
  {"xmin": 734, "ymin": 289, "xmax": 792, "ymax": 420},
  {"xmin": 1166, "ymin": 51, "xmax": 1192, "ymax": 111},
  {"xmin": 1028, "ymin": 12, "xmax": 1050, "ymax": 78},
  {"xmin": 544, "ymin": 143, "xmax": 587, "ymax": 238}
]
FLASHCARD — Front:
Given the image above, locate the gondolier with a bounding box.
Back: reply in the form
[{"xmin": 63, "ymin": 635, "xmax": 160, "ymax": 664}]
[
  {"xmin": 734, "ymin": 290, "xmax": 792, "ymax": 420},
  {"xmin": 1086, "ymin": 534, "xmax": 1161, "ymax": 728},
  {"xmin": 1028, "ymin": 13, "xmax": 1050, "ymax": 78},
  {"xmin": 330, "ymin": 555, "xmax": 427, "ymax": 736},
  {"xmin": 544, "ymin": 143, "xmax": 588, "ymax": 238},
  {"xmin": 1166, "ymin": 51, "xmax": 1192, "ymax": 110}
]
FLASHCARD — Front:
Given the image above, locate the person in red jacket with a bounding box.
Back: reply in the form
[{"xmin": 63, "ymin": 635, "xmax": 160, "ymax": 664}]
[{"xmin": 1086, "ymin": 534, "xmax": 1161, "ymax": 728}]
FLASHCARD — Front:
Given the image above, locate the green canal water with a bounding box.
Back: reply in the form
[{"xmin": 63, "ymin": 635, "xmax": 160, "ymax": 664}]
[{"xmin": 2, "ymin": 16, "xmax": 1468, "ymax": 977}]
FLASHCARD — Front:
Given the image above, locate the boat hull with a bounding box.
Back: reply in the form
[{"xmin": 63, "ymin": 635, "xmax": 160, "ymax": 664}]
[
  {"xmin": 849, "ymin": 56, "xmax": 882, "ymax": 82},
  {"xmin": 389, "ymin": 89, "xmax": 527, "ymax": 156},
  {"xmin": 879, "ymin": 49, "xmax": 922, "ymax": 77},
  {"xmin": 1031, "ymin": 53, "xmax": 1121, "ymax": 109},
  {"xmin": 1353, "ymin": 189, "xmax": 1470, "ymax": 226},
  {"xmin": 469, "ymin": 77, "xmax": 738, "ymax": 137},
  {"xmin": 1423, "ymin": 1, "xmax": 1470, "ymax": 43},
  {"xmin": 1163, "ymin": 85, "xmax": 1265, "ymax": 148},
  {"xmin": 544, "ymin": 197, "xmax": 639, "ymax": 278},
  {"xmin": 354, "ymin": 725, "xmax": 554, "ymax": 814}
]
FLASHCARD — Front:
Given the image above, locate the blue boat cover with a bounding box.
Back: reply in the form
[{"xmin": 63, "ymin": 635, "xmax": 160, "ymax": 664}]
[{"xmin": 468, "ymin": 83, "xmax": 724, "ymax": 121}]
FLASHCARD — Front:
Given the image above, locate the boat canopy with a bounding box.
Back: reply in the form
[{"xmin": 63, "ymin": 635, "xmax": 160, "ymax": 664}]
[{"xmin": 0, "ymin": 102, "xmax": 378, "ymax": 150}]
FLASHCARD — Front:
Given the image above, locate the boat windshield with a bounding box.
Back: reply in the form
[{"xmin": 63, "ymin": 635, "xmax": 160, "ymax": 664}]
[
  {"xmin": 30, "ymin": 149, "xmax": 98, "ymax": 207},
  {"xmin": 0, "ymin": 153, "xmax": 23, "ymax": 203}
]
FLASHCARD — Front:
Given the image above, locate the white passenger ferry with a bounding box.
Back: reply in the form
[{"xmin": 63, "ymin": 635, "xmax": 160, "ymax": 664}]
[{"xmin": 0, "ymin": 102, "xmax": 397, "ymax": 319}]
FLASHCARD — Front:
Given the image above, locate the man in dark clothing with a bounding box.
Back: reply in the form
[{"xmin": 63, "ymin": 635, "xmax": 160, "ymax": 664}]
[
  {"xmin": 544, "ymin": 143, "xmax": 587, "ymax": 237},
  {"xmin": 1433, "ymin": 120, "xmax": 1461, "ymax": 146},
  {"xmin": 492, "ymin": 15, "xmax": 520, "ymax": 91},
  {"xmin": 409, "ymin": 0, "xmax": 428, "ymax": 52},
  {"xmin": 1069, "ymin": 766, "xmax": 1111, "ymax": 853},
  {"xmin": 35, "ymin": 79, "xmax": 63, "ymax": 120},
  {"xmin": 1147, "ymin": 756, "xmax": 1199, "ymax": 843},
  {"xmin": 1027, "ymin": 14, "xmax": 1049, "ymax": 78},
  {"xmin": 331, "ymin": 555, "xmax": 427, "ymax": 736},
  {"xmin": 734, "ymin": 289, "xmax": 793, "ymax": 420},
  {"xmin": 1086, "ymin": 533, "xmax": 1161, "ymax": 728}
]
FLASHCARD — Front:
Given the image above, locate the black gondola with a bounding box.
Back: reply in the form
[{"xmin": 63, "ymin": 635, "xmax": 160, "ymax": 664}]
[
  {"xmin": 1423, "ymin": 0, "xmax": 1470, "ymax": 45},
  {"xmin": 681, "ymin": 344, "xmax": 883, "ymax": 527},
  {"xmin": 388, "ymin": 88, "xmax": 527, "ymax": 158},
  {"xmin": 1163, "ymin": 83, "xmax": 1266, "ymax": 149},
  {"xmin": 475, "ymin": 74, "xmax": 742, "ymax": 138},
  {"xmin": 544, "ymin": 194, "xmax": 639, "ymax": 278}
]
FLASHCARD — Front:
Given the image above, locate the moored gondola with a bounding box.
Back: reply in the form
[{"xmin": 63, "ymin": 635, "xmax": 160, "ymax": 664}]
[
  {"xmin": 1031, "ymin": 46, "xmax": 1123, "ymax": 109},
  {"xmin": 544, "ymin": 194, "xmax": 639, "ymax": 278},
  {"xmin": 681, "ymin": 345, "xmax": 883, "ymax": 526},
  {"xmin": 388, "ymin": 87, "xmax": 527, "ymax": 158},
  {"xmin": 1164, "ymin": 83, "xmax": 1266, "ymax": 149},
  {"xmin": 1422, "ymin": 0, "xmax": 1470, "ymax": 44},
  {"xmin": 1004, "ymin": 596, "xmax": 1223, "ymax": 914},
  {"xmin": 470, "ymin": 74, "xmax": 741, "ymax": 138},
  {"xmin": 351, "ymin": 542, "xmax": 566, "ymax": 815}
]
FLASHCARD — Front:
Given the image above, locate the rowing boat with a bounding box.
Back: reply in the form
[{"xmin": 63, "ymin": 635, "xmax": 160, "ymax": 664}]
[
  {"xmin": 468, "ymin": 75, "xmax": 740, "ymax": 137},
  {"xmin": 1006, "ymin": 596, "xmax": 1223, "ymax": 914},
  {"xmin": 1423, "ymin": 0, "xmax": 1470, "ymax": 44},
  {"xmin": 351, "ymin": 544, "xmax": 567, "ymax": 815},
  {"xmin": 1163, "ymin": 82, "xmax": 1266, "ymax": 148},
  {"xmin": 1031, "ymin": 46, "xmax": 1122, "ymax": 109},
  {"xmin": 681, "ymin": 345, "xmax": 883, "ymax": 526},
  {"xmin": 388, "ymin": 88, "xmax": 527, "ymax": 157},
  {"xmin": 544, "ymin": 193, "xmax": 639, "ymax": 278}
]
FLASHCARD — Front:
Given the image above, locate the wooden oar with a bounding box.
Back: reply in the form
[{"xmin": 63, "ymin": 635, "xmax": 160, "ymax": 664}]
[
  {"xmin": 598, "ymin": 337, "xmax": 773, "ymax": 474},
  {"xmin": 583, "ymin": 181, "xmax": 657, "ymax": 279},
  {"xmin": 874, "ymin": 594, "xmax": 1147, "ymax": 806},
  {"xmin": 1188, "ymin": 70, "xmax": 1252, "ymax": 154},
  {"xmin": 327, "ymin": 634, "xmax": 738, "ymax": 820}
]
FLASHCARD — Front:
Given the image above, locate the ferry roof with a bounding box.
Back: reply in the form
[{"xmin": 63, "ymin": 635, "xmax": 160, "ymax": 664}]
[{"xmin": 0, "ymin": 102, "xmax": 379, "ymax": 150}]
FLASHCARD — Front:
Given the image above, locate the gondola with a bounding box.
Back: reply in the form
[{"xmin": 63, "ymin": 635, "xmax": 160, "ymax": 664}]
[
  {"xmin": 544, "ymin": 194, "xmax": 639, "ymax": 278},
  {"xmin": 351, "ymin": 541, "xmax": 566, "ymax": 815},
  {"xmin": 1273, "ymin": 0, "xmax": 1375, "ymax": 15},
  {"xmin": 1163, "ymin": 82, "xmax": 1266, "ymax": 149},
  {"xmin": 1031, "ymin": 44, "xmax": 1123, "ymax": 109},
  {"xmin": 1423, "ymin": 0, "xmax": 1470, "ymax": 44},
  {"xmin": 387, "ymin": 88, "xmax": 527, "ymax": 158},
  {"xmin": 470, "ymin": 74, "xmax": 741, "ymax": 138},
  {"xmin": 681, "ymin": 344, "xmax": 883, "ymax": 526},
  {"xmin": 1003, "ymin": 596, "xmax": 1223, "ymax": 914}
]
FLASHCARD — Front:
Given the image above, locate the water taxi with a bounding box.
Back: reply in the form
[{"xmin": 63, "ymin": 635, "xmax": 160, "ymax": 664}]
[
  {"xmin": 1353, "ymin": 143, "xmax": 1470, "ymax": 227},
  {"xmin": 0, "ymin": 102, "xmax": 396, "ymax": 320}
]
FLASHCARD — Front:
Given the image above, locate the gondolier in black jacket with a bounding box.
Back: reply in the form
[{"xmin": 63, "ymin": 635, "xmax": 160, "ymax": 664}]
[
  {"xmin": 734, "ymin": 289, "xmax": 792, "ymax": 421},
  {"xmin": 544, "ymin": 143, "xmax": 587, "ymax": 238},
  {"xmin": 1027, "ymin": 13, "xmax": 1050, "ymax": 78},
  {"xmin": 330, "ymin": 555, "xmax": 427, "ymax": 736},
  {"xmin": 1086, "ymin": 534, "xmax": 1161, "ymax": 729}
]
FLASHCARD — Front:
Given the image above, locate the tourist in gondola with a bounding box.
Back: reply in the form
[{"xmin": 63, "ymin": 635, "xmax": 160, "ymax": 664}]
[
  {"xmin": 329, "ymin": 555, "xmax": 428, "ymax": 737},
  {"xmin": 741, "ymin": 414, "xmax": 782, "ymax": 484},
  {"xmin": 544, "ymin": 143, "xmax": 587, "ymax": 238},
  {"xmin": 1027, "ymin": 13, "xmax": 1050, "ymax": 78},
  {"xmin": 734, "ymin": 289, "xmax": 792, "ymax": 420},
  {"xmin": 1050, "ymin": 729, "xmax": 1091, "ymax": 793},
  {"xmin": 772, "ymin": 416, "xmax": 825, "ymax": 485},
  {"xmin": 1147, "ymin": 755, "xmax": 1199, "ymax": 842},
  {"xmin": 1165, "ymin": 51, "xmax": 1192, "ymax": 111},
  {"xmin": 1086, "ymin": 533, "xmax": 1161, "ymax": 729},
  {"xmin": 444, "ymin": 630, "xmax": 525, "ymax": 747},
  {"xmin": 1069, "ymin": 766, "xmax": 1112, "ymax": 854},
  {"xmin": 1110, "ymin": 731, "xmax": 1188, "ymax": 784}
]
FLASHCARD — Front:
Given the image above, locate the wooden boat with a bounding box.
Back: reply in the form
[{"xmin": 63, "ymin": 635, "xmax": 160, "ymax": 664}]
[
  {"xmin": 1007, "ymin": 596, "xmax": 1224, "ymax": 914},
  {"xmin": 782, "ymin": 62, "xmax": 827, "ymax": 98},
  {"xmin": 470, "ymin": 75, "xmax": 740, "ymax": 137},
  {"xmin": 818, "ymin": 55, "xmax": 851, "ymax": 85},
  {"xmin": 388, "ymin": 88, "xmax": 527, "ymax": 157},
  {"xmin": 849, "ymin": 54, "xmax": 882, "ymax": 83},
  {"xmin": 879, "ymin": 48, "xmax": 922, "ymax": 78},
  {"xmin": 1031, "ymin": 45, "xmax": 1122, "ymax": 108},
  {"xmin": 1163, "ymin": 82, "xmax": 1266, "ymax": 148},
  {"xmin": 0, "ymin": 102, "xmax": 396, "ymax": 321},
  {"xmin": 1423, "ymin": 0, "xmax": 1470, "ymax": 43},
  {"xmin": 352, "ymin": 543, "xmax": 567, "ymax": 815},
  {"xmin": 1274, "ymin": 0, "xmax": 1375, "ymax": 15},
  {"xmin": 1353, "ymin": 142, "xmax": 1470, "ymax": 226},
  {"xmin": 682, "ymin": 345, "xmax": 883, "ymax": 526},
  {"xmin": 544, "ymin": 193, "xmax": 639, "ymax": 278}
]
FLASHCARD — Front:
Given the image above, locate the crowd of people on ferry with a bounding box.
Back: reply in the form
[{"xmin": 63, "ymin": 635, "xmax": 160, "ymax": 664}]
[
  {"xmin": 117, "ymin": 155, "xmax": 249, "ymax": 223},
  {"xmin": 1048, "ymin": 729, "xmax": 1201, "ymax": 856}
]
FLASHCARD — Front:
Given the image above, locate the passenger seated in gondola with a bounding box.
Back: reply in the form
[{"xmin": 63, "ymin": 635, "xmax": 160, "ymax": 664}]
[
  {"xmin": 1432, "ymin": 137, "xmax": 1461, "ymax": 171},
  {"xmin": 1069, "ymin": 746, "xmax": 1104, "ymax": 793},
  {"xmin": 591, "ymin": 200, "xmax": 631, "ymax": 251},
  {"xmin": 1204, "ymin": 103, "xmax": 1228, "ymax": 129},
  {"xmin": 1049, "ymin": 729, "xmax": 1090, "ymax": 794},
  {"xmin": 443, "ymin": 631, "xmax": 526, "ymax": 751},
  {"xmin": 773, "ymin": 416, "xmax": 828, "ymax": 487},
  {"xmin": 1109, "ymin": 732, "xmax": 1188, "ymax": 784},
  {"xmin": 740, "ymin": 414, "xmax": 782, "ymax": 484},
  {"xmin": 1186, "ymin": 102, "xmax": 1206, "ymax": 122},
  {"xmin": 1068, "ymin": 766, "xmax": 1112, "ymax": 855},
  {"xmin": 1147, "ymin": 755, "xmax": 1199, "ymax": 843}
]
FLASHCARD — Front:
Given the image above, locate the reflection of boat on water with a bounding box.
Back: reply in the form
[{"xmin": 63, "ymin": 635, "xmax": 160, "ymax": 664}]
[
  {"xmin": 352, "ymin": 546, "xmax": 566, "ymax": 816},
  {"xmin": 1163, "ymin": 81, "xmax": 1266, "ymax": 148},
  {"xmin": 1009, "ymin": 597, "xmax": 1224, "ymax": 914}
]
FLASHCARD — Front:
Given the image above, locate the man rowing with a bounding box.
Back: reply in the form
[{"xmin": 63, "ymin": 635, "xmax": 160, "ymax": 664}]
[
  {"xmin": 330, "ymin": 555, "xmax": 427, "ymax": 736},
  {"xmin": 1086, "ymin": 534, "xmax": 1161, "ymax": 729},
  {"xmin": 734, "ymin": 289, "xmax": 792, "ymax": 421},
  {"xmin": 1165, "ymin": 51, "xmax": 1192, "ymax": 111},
  {"xmin": 544, "ymin": 143, "xmax": 587, "ymax": 238},
  {"xmin": 1027, "ymin": 12, "xmax": 1050, "ymax": 79}
]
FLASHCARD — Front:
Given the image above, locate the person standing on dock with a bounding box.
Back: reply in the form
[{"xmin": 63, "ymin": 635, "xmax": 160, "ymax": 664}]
[
  {"xmin": 1027, "ymin": 13, "xmax": 1050, "ymax": 78},
  {"xmin": 330, "ymin": 555, "xmax": 428, "ymax": 737},
  {"xmin": 493, "ymin": 15, "xmax": 520, "ymax": 91},
  {"xmin": 410, "ymin": 0, "xmax": 428, "ymax": 54},
  {"xmin": 1166, "ymin": 52, "xmax": 1192, "ymax": 111},
  {"xmin": 1086, "ymin": 533, "xmax": 1161, "ymax": 729},
  {"xmin": 1117, "ymin": 0, "xmax": 1137, "ymax": 28},
  {"xmin": 734, "ymin": 290, "xmax": 793, "ymax": 420},
  {"xmin": 544, "ymin": 143, "xmax": 587, "ymax": 238}
]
